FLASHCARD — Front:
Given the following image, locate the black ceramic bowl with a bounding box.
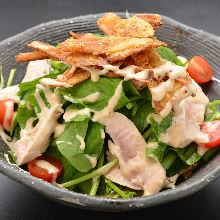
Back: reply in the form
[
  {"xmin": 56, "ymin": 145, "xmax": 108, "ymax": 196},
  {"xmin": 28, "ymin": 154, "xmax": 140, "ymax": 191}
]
[{"xmin": 0, "ymin": 12, "xmax": 220, "ymax": 212}]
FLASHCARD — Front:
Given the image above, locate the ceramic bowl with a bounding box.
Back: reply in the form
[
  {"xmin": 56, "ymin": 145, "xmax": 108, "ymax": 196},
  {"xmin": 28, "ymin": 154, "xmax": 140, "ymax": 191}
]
[{"xmin": 0, "ymin": 12, "xmax": 220, "ymax": 212}]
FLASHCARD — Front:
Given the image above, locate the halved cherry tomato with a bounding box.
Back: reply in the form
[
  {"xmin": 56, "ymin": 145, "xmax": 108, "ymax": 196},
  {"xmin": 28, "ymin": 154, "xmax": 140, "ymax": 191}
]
[
  {"xmin": 200, "ymin": 120, "xmax": 220, "ymax": 148},
  {"xmin": 28, "ymin": 156, "xmax": 63, "ymax": 182},
  {"xmin": 0, "ymin": 99, "xmax": 14, "ymax": 130},
  {"xmin": 187, "ymin": 56, "xmax": 213, "ymax": 83}
]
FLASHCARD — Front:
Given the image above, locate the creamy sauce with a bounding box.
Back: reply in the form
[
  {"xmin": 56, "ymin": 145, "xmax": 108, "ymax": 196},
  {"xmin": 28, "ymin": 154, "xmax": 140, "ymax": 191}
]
[
  {"xmin": 63, "ymin": 108, "xmax": 91, "ymax": 122},
  {"xmin": 84, "ymin": 154, "xmax": 97, "ymax": 168},
  {"xmin": 54, "ymin": 123, "xmax": 66, "ymax": 138},
  {"xmin": 40, "ymin": 78, "xmax": 71, "ymax": 88},
  {"xmin": 82, "ymin": 64, "xmax": 150, "ymax": 83},
  {"xmin": 92, "ymin": 81, "xmax": 123, "ymax": 124},
  {"xmin": 151, "ymin": 79, "xmax": 175, "ymax": 101},
  {"xmin": 152, "ymin": 61, "xmax": 187, "ymax": 80},
  {"xmin": 64, "ymin": 92, "xmax": 100, "ymax": 104},
  {"xmin": 81, "ymin": 67, "xmax": 109, "ymax": 82},
  {"xmin": 146, "ymin": 142, "xmax": 159, "ymax": 149},
  {"xmin": 20, "ymin": 117, "xmax": 35, "ymax": 137},
  {"xmin": 56, "ymin": 141, "xmax": 73, "ymax": 145},
  {"xmin": 146, "ymin": 113, "xmax": 162, "ymax": 123},
  {"xmin": 78, "ymin": 92, "xmax": 100, "ymax": 103},
  {"xmin": 35, "ymin": 159, "xmax": 59, "ymax": 183},
  {"xmin": 76, "ymin": 134, "xmax": 85, "ymax": 150},
  {"xmin": 100, "ymin": 129, "xmax": 105, "ymax": 139}
]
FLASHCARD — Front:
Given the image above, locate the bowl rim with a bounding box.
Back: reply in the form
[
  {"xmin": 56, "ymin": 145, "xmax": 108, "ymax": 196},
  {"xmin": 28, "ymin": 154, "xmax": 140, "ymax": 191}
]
[{"xmin": 1, "ymin": 12, "xmax": 220, "ymax": 212}]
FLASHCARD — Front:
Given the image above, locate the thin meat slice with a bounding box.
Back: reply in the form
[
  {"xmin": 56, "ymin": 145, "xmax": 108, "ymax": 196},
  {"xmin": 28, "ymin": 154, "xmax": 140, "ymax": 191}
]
[
  {"xmin": 16, "ymin": 104, "xmax": 63, "ymax": 166},
  {"xmin": 97, "ymin": 13, "xmax": 155, "ymax": 38},
  {"xmin": 105, "ymin": 112, "xmax": 166, "ymax": 196},
  {"xmin": 22, "ymin": 60, "xmax": 50, "ymax": 82}
]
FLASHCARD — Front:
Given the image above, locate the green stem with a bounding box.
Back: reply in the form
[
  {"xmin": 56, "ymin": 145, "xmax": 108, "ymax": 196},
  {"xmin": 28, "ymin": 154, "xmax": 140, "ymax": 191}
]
[
  {"xmin": 143, "ymin": 127, "xmax": 152, "ymax": 139},
  {"xmin": 104, "ymin": 177, "xmax": 129, "ymax": 198},
  {"xmin": 7, "ymin": 69, "xmax": 16, "ymax": 87},
  {"xmin": 57, "ymin": 158, "xmax": 119, "ymax": 188},
  {"xmin": 89, "ymin": 151, "xmax": 104, "ymax": 196},
  {"xmin": 209, "ymin": 100, "xmax": 220, "ymax": 107}
]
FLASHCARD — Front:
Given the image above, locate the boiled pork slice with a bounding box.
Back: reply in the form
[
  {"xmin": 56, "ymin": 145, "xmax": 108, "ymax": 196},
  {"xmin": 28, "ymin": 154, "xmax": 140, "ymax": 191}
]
[{"xmin": 105, "ymin": 112, "xmax": 166, "ymax": 196}]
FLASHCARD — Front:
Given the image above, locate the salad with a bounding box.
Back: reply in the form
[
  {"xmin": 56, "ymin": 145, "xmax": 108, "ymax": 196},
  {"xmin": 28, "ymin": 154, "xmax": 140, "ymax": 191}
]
[{"xmin": 1, "ymin": 13, "xmax": 220, "ymax": 198}]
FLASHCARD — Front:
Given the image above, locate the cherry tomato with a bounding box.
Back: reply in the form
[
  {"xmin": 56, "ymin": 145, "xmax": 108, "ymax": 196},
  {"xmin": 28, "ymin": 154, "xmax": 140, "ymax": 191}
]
[
  {"xmin": 28, "ymin": 156, "xmax": 63, "ymax": 182},
  {"xmin": 0, "ymin": 99, "xmax": 14, "ymax": 130},
  {"xmin": 187, "ymin": 56, "xmax": 213, "ymax": 83},
  {"xmin": 200, "ymin": 120, "xmax": 220, "ymax": 148}
]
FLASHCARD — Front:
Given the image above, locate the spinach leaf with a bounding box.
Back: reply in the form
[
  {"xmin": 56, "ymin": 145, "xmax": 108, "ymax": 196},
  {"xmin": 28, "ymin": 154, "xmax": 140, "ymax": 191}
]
[
  {"xmin": 84, "ymin": 121, "xmax": 104, "ymax": 157},
  {"xmin": 18, "ymin": 73, "xmax": 60, "ymax": 99},
  {"xmin": 59, "ymin": 77, "xmax": 139, "ymax": 112},
  {"xmin": 55, "ymin": 119, "xmax": 91, "ymax": 172},
  {"xmin": 205, "ymin": 100, "xmax": 220, "ymax": 122},
  {"xmin": 121, "ymin": 99, "xmax": 154, "ymax": 133},
  {"xmin": 150, "ymin": 113, "xmax": 172, "ymax": 138},
  {"xmin": 146, "ymin": 133, "xmax": 168, "ymax": 162},
  {"xmin": 16, "ymin": 105, "xmax": 36, "ymax": 129},
  {"xmin": 157, "ymin": 46, "xmax": 186, "ymax": 66},
  {"xmin": 46, "ymin": 144, "xmax": 78, "ymax": 183}
]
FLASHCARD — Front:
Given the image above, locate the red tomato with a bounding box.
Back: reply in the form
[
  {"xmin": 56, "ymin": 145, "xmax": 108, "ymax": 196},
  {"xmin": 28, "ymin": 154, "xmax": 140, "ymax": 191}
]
[
  {"xmin": 200, "ymin": 121, "xmax": 220, "ymax": 148},
  {"xmin": 0, "ymin": 99, "xmax": 14, "ymax": 130},
  {"xmin": 187, "ymin": 56, "xmax": 213, "ymax": 83},
  {"xmin": 28, "ymin": 156, "xmax": 63, "ymax": 182}
]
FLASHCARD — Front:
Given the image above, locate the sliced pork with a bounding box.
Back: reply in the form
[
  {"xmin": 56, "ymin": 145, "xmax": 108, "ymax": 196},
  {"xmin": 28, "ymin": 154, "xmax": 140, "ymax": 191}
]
[
  {"xmin": 105, "ymin": 112, "xmax": 166, "ymax": 196},
  {"xmin": 15, "ymin": 85, "xmax": 63, "ymax": 166},
  {"xmin": 22, "ymin": 59, "xmax": 50, "ymax": 82}
]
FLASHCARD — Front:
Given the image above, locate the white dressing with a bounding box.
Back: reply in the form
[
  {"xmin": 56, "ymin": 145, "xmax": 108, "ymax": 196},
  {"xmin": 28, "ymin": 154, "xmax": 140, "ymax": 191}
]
[
  {"xmin": 78, "ymin": 92, "xmax": 100, "ymax": 103},
  {"xmin": 92, "ymin": 81, "xmax": 123, "ymax": 124},
  {"xmin": 63, "ymin": 108, "xmax": 91, "ymax": 122},
  {"xmin": 76, "ymin": 134, "xmax": 85, "ymax": 150},
  {"xmin": 84, "ymin": 154, "xmax": 97, "ymax": 168},
  {"xmin": 146, "ymin": 142, "xmax": 159, "ymax": 149}
]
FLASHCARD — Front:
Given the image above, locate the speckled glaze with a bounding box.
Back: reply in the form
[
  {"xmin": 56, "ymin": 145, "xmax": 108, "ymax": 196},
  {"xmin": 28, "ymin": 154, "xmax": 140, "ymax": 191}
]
[{"xmin": 0, "ymin": 13, "xmax": 220, "ymax": 212}]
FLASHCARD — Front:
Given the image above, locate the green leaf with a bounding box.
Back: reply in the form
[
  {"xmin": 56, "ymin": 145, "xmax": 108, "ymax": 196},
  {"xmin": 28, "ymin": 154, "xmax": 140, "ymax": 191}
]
[
  {"xmin": 16, "ymin": 105, "xmax": 36, "ymax": 129},
  {"xmin": 56, "ymin": 119, "xmax": 94, "ymax": 172},
  {"xmin": 60, "ymin": 77, "xmax": 139, "ymax": 112},
  {"xmin": 171, "ymin": 143, "xmax": 202, "ymax": 165},
  {"xmin": 129, "ymin": 100, "xmax": 154, "ymax": 133},
  {"xmin": 205, "ymin": 100, "xmax": 220, "ymax": 122},
  {"xmin": 146, "ymin": 133, "xmax": 168, "ymax": 162},
  {"xmin": 8, "ymin": 151, "xmax": 16, "ymax": 163},
  {"xmin": 18, "ymin": 73, "xmax": 60, "ymax": 99},
  {"xmin": 150, "ymin": 113, "xmax": 172, "ymax": 138},
  {"xmin": 84, "ymin": 121, "xmax": 104, "ymax": 157},
  {"xmin": 46, "ymin": 144, "xmax": 78, "ymax": 183},
  {"xmin": 202, "ymin": 146, "xmax": 220, "ymax": 162},
  {"xmin": 157, "ymin": 46, "xmax": 185, "ymax": 66}
]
